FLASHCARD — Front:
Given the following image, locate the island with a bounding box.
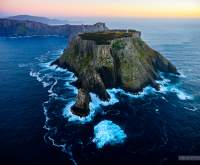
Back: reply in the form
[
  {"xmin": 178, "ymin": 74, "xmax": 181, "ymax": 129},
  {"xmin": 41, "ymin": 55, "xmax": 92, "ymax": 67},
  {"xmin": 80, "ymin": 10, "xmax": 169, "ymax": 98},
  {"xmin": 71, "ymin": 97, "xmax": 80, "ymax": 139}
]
[{"xmin": 52, "ymin": 30, "xmax": 179, "ymax": 117}]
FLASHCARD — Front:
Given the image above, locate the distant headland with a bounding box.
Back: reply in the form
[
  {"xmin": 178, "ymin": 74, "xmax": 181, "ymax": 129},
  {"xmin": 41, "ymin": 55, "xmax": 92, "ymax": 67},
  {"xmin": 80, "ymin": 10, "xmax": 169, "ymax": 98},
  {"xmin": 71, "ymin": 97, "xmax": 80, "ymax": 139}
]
[
  {"xmin": 7, "ymin": 15, "xmax": 69, "ymax": 25},
  {"xmin": 0, "ymin": 16, "xmax": 108, "ymax": 38}
]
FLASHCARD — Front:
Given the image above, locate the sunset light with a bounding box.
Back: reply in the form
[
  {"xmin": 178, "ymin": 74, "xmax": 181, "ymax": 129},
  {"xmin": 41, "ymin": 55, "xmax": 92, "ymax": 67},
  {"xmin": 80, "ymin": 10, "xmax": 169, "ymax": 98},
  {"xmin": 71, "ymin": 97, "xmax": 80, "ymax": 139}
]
[{"xmin": 1, "ymin": 0, "xmax": 200, "ymax": 18}]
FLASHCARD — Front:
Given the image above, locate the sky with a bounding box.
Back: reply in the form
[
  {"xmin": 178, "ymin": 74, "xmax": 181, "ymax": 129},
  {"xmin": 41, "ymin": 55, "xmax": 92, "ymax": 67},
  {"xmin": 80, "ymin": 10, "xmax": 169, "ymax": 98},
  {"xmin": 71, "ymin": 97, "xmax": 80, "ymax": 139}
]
[{"xmin": 0, "ymin": 0, "xmax": 200, "ymax": 18}]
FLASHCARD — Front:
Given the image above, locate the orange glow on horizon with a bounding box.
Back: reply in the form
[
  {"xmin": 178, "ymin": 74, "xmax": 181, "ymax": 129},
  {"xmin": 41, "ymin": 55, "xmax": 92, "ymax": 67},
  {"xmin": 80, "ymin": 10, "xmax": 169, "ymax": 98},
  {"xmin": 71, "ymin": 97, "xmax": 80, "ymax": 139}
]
[{"xmin": 0, "ymin": 0, "xmax": 200, "ymax": 18}]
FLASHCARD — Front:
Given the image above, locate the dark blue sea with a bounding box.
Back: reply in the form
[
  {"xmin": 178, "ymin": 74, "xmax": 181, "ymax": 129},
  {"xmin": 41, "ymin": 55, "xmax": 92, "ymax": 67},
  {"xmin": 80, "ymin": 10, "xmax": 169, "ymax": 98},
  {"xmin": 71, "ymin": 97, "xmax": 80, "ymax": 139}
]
[{"xmin": 0, "ymin": 19, "xmax": 200, "ymax": 165}]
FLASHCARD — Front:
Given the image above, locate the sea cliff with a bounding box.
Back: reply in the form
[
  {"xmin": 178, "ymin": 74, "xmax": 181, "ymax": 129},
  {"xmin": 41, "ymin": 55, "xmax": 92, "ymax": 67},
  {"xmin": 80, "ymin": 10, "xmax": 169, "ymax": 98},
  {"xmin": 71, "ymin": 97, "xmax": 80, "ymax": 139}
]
[
  {"xmin": 52, "ymin": 30, "xmax": 179, "ymax": 116},
  {"xmin": 0, "ymin": 19, "xmax": 108, "ymax": 38}
]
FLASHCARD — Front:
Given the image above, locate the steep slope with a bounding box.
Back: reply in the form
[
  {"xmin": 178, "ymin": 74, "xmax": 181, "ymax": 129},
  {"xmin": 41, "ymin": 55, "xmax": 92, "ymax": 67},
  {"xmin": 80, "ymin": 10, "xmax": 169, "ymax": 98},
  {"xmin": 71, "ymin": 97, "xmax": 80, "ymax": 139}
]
[
  {"xmin": 52, "ymin": 30, "xmax": 179, "ymax": 116},
  {"xmin": 0, "ymin": 19, "xmax": 108, "ymax": 37}
]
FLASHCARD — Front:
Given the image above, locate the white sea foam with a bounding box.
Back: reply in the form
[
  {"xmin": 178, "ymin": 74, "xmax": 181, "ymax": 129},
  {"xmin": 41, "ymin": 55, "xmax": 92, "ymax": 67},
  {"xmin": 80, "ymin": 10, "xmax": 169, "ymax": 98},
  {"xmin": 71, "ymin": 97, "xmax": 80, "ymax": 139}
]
[
  {"xmin": 40, "ymin": 61, "xmax": 67, "ymax": 72},
  {"xmin": 48, "ymin": 79, "xmax": 58, "ymax": 96},
  {"xmin": 157, "ymin": 79, "xmax": 193, "ymax": 100},
  {"xmin": 42, "ymin": 103, "xmax": 53, "ymax": 131},
  {"xmin": 47, "ymin": 135, "xmax": 77, "ymax": 165},
  {"xmin": 178, "ymin": 72, "xmax": 187, "ymax": 78},
  {"xmin": 43, "ymin": 100, "xmax": 77, "ymax": 165},
  {"xmin": 91, "ymin": 86, "xmax": 156, "ymax": 102},
  {"xmin": 55, "ymin": 49, "xmax": 64, "ymax": 55},
  {"xmin": 62, "ymin": 91, "xmax": 117, "ymax": 124},
  {"xmin": 42, "ymin": 81, "xmax": 52, "ymax": 88},
  {"xmin": 47, "ymin": 134, "xmax": 78, "ymax": 165},
  {"xmin": 48, "ymin": 136, "xmax": 65, "ymax": 148},
  {"xmin": 64, "ymin": 72, "xmax": 78, "ymax": 93},
  {"xmin": 63, "ymin": 89, "xmax": 120, "ymax": 124},
  {"xmin": 63, "ymin": 100, "xmax": 98, "ymax": 124},
  {"xmin": 29, "ymin": 70, "xmax": 44, "ymax": 82},
  {"xmin": 89, "ymin": 89, "xmax": 119, "ymax": 109},
  {"xmin": 119, "ymin": 86, "xmax": 156, "ymax": 98},
  {"xmin": 65, "ymin": 82, "xmax": 78, "ymax": 95},
  {"xmin": 29, "ymin": 70, "xmax": 39, "ymax": 77},
  {"xmin": 175, "ymin": 89, "xmax": 193, "ymax": 100},
  {"xmin": 18, "ymin": 63, "xmax": 32, "ymax": 68},
  {"xmin": 30, "ymin": 69, "xmax": 56, "ymax": 90},
  {"xmin": 64, "ymin": 72, "xmax": 78, "ymax": 82},
  {"xmin": 184, "ymin": 106, "xmax": 198, "ymax": 111},
  {"xmin": 102, "ymin": 76, "xmax": 193, "ymax": 101},
  {"xmin": 93, "ymin": 120, "xmax": 127, "ymax": 149},
  {"xmin": 43, "ymin": 114, "xmax": 77, "ymax": 165},
  {"xmin": 63, "ymin": 77, "xmax": 192, "ymax": 124}
]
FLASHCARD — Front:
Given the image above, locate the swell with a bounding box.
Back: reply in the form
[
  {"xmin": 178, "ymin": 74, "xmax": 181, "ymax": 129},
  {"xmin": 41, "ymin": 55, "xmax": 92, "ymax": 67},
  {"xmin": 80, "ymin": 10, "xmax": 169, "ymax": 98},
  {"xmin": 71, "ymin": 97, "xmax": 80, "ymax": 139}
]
[{"xmin": 25, "ymin": 48, "xmax": 195, "ymax": 164}]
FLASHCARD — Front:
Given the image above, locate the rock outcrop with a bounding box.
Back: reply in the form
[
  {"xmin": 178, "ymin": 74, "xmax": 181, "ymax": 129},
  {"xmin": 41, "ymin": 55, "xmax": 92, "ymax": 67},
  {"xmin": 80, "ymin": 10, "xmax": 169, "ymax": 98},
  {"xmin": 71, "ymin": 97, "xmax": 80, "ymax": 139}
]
[
  {"xmin": 0, "ymin": 19, "xmax": 108, "ymax": 38},
  {"xmin": 71, "ymin": 89, "xmax": 91, "ymax": 117},
  {"xmin": 52, "ymin": 30, "xmax": 179, "ymax": 116}
]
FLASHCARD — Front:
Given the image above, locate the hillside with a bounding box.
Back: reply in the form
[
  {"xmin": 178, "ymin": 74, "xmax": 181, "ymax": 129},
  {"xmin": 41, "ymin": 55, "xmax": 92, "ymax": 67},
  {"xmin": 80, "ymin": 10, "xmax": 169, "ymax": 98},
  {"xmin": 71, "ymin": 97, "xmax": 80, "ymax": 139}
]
[
  {"xmin": 0, "ymin": 19, "xmax": 108, "ymax": 37},
  {"xmin": 7, "ymin": 15, "xmax": 68, "ymax": 25}
]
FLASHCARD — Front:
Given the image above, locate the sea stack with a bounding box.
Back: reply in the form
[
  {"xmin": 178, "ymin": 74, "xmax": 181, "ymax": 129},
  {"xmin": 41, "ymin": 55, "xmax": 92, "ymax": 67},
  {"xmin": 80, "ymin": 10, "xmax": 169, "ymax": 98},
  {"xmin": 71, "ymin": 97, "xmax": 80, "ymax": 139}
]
[{"xmin": 52, "ymin": 29, "xmax": 179, "ymax": 117}]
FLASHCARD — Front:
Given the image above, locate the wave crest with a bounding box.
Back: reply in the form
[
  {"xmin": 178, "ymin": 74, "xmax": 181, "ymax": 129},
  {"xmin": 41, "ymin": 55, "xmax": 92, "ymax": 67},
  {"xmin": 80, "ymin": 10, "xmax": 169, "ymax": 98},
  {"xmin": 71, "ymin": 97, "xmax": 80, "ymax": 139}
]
[{"xmin": 93, "ymin": 120, "xmax": 127, "ymax": 149}]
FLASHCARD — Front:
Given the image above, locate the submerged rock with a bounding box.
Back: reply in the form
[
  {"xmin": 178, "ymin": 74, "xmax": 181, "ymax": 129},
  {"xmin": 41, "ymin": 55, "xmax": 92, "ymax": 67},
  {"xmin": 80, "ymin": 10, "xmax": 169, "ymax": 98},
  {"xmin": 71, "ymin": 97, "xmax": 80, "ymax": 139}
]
[{"xmin": 52, "ymin": 30, "xmax": 179, "ymax": 116}]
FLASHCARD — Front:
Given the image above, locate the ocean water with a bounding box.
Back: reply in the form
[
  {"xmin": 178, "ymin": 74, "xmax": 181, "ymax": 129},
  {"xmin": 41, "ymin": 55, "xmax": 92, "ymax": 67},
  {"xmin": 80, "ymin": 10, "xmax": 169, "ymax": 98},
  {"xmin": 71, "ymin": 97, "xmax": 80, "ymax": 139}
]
[{"xmin": 0, "ymin": 19, "xmax": 200, "ymax": 165}]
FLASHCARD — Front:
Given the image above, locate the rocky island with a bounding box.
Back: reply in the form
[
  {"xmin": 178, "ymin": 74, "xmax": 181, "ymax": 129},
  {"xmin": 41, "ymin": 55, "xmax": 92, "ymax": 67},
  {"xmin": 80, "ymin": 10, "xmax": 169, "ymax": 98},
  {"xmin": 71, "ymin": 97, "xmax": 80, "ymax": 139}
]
[{"xmin": 52, "ymin": 30, "xmax": 179, "ymax": 117}]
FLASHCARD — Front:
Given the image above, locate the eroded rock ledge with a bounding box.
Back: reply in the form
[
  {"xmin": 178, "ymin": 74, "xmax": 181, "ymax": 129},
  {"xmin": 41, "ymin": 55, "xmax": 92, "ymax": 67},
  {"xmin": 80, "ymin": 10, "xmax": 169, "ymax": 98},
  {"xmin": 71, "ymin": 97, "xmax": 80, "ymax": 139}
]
[{"xmin": 52, "ymin": 30, "xmax": 179, "ymax": 117}]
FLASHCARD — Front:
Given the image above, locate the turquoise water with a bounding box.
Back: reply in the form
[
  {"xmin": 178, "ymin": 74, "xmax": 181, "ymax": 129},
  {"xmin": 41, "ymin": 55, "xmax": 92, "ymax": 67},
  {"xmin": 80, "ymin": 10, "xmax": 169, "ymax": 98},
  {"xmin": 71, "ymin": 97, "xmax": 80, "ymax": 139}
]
[{"xmin": 0, "ymin": 19, "xmax": 200, "ymax": 165}]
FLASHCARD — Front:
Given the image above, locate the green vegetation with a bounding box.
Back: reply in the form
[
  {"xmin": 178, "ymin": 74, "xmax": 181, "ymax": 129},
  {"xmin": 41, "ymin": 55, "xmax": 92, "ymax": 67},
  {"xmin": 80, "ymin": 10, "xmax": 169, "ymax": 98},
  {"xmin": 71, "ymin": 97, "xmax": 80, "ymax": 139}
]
[
  {"xmin": 111, "ymin": 29, "xmax": 138, "ymax": 33},
  {"xmin": 112, "ymin": 40, "xmax": 126, "ymax": 50},
  {"xmin": 132, "ymin": 38, "xmax": 157, "ymax": 60},
  {"xmin": 79, "ymin": 31, "xmax": 133, "ymax": 45},
  {"xmin": 79, "ymin": 54, "xmax": 93, "ymax": 71}
]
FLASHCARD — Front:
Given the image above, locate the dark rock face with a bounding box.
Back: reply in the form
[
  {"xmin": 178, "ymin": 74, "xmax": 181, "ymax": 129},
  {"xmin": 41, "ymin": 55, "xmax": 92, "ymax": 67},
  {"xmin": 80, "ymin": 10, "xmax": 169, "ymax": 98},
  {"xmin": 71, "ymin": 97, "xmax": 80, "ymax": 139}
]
[
  {"xmin": 71, "ymin": 89, "xmax": 90, "ymax": 117},
  {"xmin": 79, "ymin": 67, "xmax": 110, "ymax": 100},
  {"xmin": 0, "ymin": 19, "xmax": 108, "ymax": 38},
  {"xmin": 53, "ymin": 30, "xmax": 179, "ymax": 117}
]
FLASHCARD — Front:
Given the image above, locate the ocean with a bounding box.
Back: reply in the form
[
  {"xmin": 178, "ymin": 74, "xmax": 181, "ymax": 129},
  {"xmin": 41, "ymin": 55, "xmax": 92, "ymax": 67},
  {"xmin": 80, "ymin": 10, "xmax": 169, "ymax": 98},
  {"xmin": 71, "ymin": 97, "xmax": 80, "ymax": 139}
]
[{"xmin": 0, "ymin": 19, "xmax": 200, "ymax": 165}]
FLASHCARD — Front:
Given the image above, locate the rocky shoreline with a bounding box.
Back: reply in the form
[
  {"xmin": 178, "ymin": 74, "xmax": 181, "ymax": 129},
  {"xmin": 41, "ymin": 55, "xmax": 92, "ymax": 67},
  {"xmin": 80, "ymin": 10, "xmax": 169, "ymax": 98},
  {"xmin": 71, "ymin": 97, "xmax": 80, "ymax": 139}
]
[{"xmin": 52, "ymin": 30, "xmax": 179, "ymax": 117}]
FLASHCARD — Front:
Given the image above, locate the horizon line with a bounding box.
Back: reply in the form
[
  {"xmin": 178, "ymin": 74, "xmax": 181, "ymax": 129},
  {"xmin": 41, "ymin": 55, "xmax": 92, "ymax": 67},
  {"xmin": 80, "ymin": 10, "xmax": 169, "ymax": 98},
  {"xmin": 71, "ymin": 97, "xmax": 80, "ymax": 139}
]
[{"xmin": 1, "ymin": 13, "xmax": 200, "ymax": 20}]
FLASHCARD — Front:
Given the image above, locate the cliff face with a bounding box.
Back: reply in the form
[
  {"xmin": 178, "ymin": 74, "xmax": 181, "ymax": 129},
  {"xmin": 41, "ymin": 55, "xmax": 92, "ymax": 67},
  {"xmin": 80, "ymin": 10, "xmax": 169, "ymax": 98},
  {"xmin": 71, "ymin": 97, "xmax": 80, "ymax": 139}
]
[
  {"xmin": 7, "ymin": 15, "xmax": 69, "ymax": 25},
  {"xmin": 52, "ymin": 30, "xmax": 179, "ymax": 116},
  {"xmin": 0, "ymin": 19, "xmax": 108, "ymax": 37}
]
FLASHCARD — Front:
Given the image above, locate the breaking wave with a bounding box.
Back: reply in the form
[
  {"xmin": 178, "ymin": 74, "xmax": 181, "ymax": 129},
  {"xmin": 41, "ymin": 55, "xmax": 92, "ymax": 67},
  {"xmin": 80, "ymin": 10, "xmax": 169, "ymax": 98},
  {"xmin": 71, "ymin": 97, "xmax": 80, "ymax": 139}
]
[
  {"xmin": 93, "ymin": 120, "xmax": 127, "ymax": 149},
  {"xmin": 157, "ymin": 77, "xmax": 193, "ymax": 100},
  {"xmin": 63, "ymin": 99, "xmax": 98, "ymax": 124},
  {"xmin": 27, "ymin": 48, "xmax": 195, "ymax": 165}
]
